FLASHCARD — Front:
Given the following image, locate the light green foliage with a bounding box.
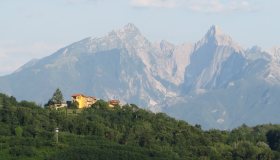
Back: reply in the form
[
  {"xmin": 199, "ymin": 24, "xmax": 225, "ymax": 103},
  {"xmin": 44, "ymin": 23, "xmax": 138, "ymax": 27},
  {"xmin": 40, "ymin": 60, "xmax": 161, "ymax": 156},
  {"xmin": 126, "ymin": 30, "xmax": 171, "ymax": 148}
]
[{"xmin": 15, "ymin": 126, "xmax": 23, "ymax": 137}]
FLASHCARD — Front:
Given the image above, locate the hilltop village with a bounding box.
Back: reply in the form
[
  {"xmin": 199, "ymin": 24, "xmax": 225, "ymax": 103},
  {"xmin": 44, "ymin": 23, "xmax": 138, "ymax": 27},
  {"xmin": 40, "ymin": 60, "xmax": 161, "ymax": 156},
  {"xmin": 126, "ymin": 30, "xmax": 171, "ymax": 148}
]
[
  {"xmin": 47, "ymin": 89, "xmax": 120, "ymax": 110},
  {"xmin": 70, "ymin": 93, "xmax": 120, "ymax": 109}
]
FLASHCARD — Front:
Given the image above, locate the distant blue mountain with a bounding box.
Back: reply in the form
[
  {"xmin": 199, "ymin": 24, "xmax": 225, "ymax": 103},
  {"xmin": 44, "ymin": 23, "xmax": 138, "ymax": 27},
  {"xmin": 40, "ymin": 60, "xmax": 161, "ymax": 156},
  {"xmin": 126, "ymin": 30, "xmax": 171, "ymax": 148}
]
[{"xmin": 1, "ymin": 24, "xmax": 280, "ymax": 129}]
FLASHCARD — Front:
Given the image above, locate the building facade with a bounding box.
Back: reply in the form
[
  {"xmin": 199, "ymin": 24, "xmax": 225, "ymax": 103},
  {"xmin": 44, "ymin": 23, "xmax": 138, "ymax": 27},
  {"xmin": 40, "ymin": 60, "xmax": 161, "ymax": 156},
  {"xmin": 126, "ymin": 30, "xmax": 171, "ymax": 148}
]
[{"xmin": 71, "ymin": 94, "xmax": 97, "ymax": 109}]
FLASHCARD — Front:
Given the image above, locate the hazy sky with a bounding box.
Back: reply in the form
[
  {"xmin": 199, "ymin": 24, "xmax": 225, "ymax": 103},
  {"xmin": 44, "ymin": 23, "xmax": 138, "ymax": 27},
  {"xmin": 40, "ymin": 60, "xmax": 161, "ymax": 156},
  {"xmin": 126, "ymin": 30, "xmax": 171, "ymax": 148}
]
[{"xmin": 0, "ymin": 0, "xmax": 279, "ymax": 75}]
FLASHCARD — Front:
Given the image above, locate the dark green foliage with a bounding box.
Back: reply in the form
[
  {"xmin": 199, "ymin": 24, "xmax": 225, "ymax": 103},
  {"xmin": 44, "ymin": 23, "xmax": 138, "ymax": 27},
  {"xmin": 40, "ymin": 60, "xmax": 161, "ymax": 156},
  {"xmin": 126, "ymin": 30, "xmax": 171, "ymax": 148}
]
[
  {"xmin": 0, "ymin": 93, "xmax": 279, "ymax": 160},
  {"xmin": 9, "ymin": 146, "xmax": 36, "ymax": 157},
  {"xmin": 49, "ymin": 145, "xmax": 178, "ymax": 160},
  {"xmin": 67, "ymin": 101, "xmax": 78, "ymax": 109},
  {"xmin": 46, "ymin": 88, "xmax": 64, "ymax": 106},
  {"xmin": 266, "ymin": 129, "xmax": 280, "ymax": 151}
]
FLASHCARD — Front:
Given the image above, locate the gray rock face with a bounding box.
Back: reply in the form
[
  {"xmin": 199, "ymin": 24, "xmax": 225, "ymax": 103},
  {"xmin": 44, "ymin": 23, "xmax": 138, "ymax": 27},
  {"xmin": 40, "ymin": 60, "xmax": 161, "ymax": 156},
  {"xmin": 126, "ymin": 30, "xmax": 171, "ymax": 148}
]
[
  {"xmin": 160, "ymin": 26, "xmax": 280, "ymax": 129},
  {"xmin": 0, "ymin": 24, "xmax": 192, "ymax": 108},
  {"xmin": 0, "ymin": 24, "xmax": 279, "ymax": 129}
]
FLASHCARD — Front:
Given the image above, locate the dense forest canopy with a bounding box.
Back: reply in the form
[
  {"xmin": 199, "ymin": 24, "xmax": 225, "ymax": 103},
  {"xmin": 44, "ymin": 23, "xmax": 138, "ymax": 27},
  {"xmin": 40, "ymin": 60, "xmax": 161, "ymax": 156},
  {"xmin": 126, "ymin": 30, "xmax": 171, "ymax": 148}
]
[{"xmin": 0, "ymin": 93, "xmax": 280, "ymax": 159}]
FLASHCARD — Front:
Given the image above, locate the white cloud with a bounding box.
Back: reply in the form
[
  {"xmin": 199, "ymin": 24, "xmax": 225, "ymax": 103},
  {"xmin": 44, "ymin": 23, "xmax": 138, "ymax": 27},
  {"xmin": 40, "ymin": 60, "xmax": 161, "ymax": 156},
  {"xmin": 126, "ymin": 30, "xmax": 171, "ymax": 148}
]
[
  {"xmin": 131, "ymin": 0, "xmax": 176, "ymax": 8},
  {"xmin": 131, "ymin": 0, "xmax": 258, "ymax": 13},
  {"xmin": 63, "ymin": 0, "xmax": 98, "ymax": 4},
  {"xmin": 0, "ymin": 42, "xmax": 62, "ymax": 76}
]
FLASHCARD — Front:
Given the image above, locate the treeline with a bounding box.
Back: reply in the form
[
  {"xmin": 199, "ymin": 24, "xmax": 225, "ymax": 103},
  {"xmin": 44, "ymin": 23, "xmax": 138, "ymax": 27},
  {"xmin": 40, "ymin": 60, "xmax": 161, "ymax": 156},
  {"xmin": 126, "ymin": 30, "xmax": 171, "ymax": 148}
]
[{"xmin": 0, "ymin": 93, "xmax": 280, "ymax": 159}]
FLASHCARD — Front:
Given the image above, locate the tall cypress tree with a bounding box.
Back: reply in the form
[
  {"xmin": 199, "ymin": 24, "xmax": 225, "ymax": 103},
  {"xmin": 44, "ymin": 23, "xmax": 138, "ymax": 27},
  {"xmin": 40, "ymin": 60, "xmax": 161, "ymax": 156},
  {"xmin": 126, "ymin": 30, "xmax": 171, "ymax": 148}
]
[{"xmin": 50, "ymin": 88, "xmax": 64, "ymax": 104}]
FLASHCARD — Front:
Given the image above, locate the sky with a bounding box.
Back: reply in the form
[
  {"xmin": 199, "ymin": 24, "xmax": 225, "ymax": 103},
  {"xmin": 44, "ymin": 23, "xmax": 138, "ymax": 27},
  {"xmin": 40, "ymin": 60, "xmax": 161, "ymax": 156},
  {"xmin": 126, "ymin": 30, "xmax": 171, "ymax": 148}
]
[{"xmin": 0, "ymin": 0, "xmax": 279, "ymax": 76}]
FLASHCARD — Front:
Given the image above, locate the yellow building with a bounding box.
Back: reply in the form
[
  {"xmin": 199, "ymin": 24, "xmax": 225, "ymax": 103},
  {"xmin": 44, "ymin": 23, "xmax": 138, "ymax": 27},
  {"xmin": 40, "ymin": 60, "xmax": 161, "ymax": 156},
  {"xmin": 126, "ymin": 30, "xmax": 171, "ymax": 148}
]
[{"xmin": 71, "ymin": 94, "xmax": 97, "ymax": 109}]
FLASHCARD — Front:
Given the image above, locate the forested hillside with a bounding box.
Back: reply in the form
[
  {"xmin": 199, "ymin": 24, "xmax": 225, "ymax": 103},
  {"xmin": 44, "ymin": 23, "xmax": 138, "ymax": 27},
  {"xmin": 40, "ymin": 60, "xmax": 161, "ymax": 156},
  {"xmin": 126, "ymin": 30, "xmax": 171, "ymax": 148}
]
[{"xmin": 0, "ymin": 93, "xmax": 280, "ymax": 160}]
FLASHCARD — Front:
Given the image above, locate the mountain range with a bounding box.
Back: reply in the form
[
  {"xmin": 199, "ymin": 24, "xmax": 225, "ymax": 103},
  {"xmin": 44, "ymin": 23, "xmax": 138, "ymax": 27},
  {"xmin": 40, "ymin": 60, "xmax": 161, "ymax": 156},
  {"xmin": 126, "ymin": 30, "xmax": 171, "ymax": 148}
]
[{"xmin": 0, "ymin": 23, "xmax": 280, "ymax": 129}]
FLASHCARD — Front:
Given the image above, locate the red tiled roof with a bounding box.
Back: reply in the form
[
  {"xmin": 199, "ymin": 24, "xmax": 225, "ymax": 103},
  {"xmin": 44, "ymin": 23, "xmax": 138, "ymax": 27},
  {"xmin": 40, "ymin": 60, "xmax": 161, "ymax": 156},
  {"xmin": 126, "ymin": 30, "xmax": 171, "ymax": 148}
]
[
  {"xmin": 109, "ymin": 100, "xmax": 120, "ymax": 105},
  {"xmin": 71, "ymin": 94, "xmax": 86, "ymax": 97}
]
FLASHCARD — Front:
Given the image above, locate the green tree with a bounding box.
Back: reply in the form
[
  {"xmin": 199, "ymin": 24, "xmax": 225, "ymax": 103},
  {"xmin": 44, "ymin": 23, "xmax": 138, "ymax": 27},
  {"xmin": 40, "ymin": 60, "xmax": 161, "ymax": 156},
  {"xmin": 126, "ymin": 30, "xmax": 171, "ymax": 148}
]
[
  {"xmin": 68, "ymin": 101, "xmax": 78, "ymax": 109},
  {"xmin": 15, "ymin": 126, "xmax": 23, "ymax": 137},
  {"xmin": 266, "ymin": 129, "xmax": 280, "ymax": 151},
  {"xmin": 47, "ymin": 88, "xmax": 64, "ymax": 105},
  {"xmin": 232, "ymin": 141, "xmax": 258, "ymax": 160}
]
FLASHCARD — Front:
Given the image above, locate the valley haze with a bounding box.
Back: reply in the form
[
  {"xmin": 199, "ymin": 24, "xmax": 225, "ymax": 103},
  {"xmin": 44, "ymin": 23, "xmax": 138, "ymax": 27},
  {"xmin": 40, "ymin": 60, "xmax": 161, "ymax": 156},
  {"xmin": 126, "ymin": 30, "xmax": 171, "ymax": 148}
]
[{"xmin": 0, "ymin": 24, "xmax": 280, "ymax": 130}]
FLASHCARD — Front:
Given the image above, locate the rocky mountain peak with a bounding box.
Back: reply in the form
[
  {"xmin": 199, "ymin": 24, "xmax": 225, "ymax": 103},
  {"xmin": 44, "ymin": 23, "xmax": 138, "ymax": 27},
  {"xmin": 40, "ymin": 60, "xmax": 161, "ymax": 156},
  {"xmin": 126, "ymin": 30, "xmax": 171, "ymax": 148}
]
[
  {"xmin": 114, "ymin": 23, "xmax": 141, "ymax": 40},
  {"xmin": 206, "ymin": 25, "xmax": 224, "ymax": 37},
  {"xmin": 195, "ymin": 25, "xmax": 242, "ymax": 52},
  {"xmin": 204, "ymin": 25, "xmax": 233, "ymax": 45}
]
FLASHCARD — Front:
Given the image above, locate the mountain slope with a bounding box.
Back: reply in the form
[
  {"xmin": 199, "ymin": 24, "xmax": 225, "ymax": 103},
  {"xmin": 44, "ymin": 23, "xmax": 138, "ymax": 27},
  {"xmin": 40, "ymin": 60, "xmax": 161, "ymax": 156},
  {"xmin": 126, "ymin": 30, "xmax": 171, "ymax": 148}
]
[
  {"xmin": 0, "ymin": 24, "xmax": 280, "ymax": 129},
  {"xmin": 182, "ymin": 25, "xmax": 246, "ymax": 93},
  {"xmin": 0, "ymin": 24, "xmax": 191, "ymax": 108},
  {"xmin": 160, "ymin": 26, "xmax": 280, "ymax": 129}
]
